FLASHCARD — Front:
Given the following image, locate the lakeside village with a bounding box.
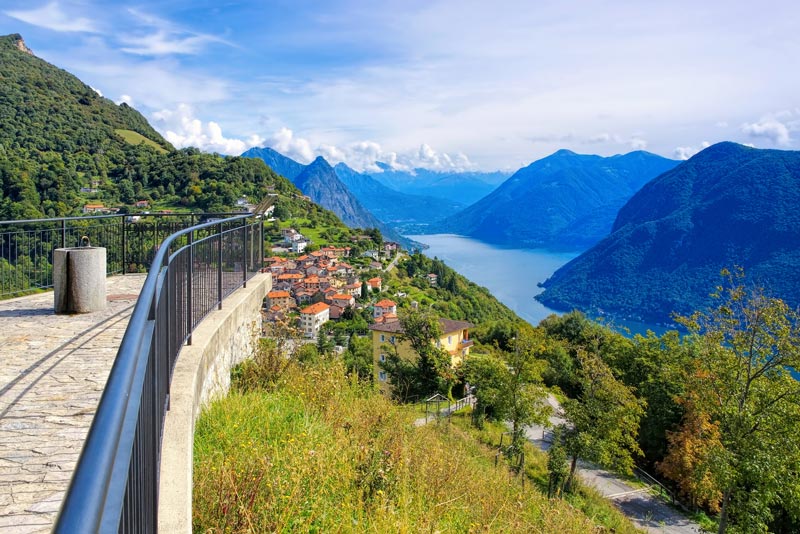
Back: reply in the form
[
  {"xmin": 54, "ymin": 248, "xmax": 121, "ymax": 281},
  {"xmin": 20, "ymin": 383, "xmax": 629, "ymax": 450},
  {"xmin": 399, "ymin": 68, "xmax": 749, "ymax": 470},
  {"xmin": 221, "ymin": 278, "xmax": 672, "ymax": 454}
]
[{"xmin": 262, "ymin": 227, "xmax": 473, "ymax": 386}]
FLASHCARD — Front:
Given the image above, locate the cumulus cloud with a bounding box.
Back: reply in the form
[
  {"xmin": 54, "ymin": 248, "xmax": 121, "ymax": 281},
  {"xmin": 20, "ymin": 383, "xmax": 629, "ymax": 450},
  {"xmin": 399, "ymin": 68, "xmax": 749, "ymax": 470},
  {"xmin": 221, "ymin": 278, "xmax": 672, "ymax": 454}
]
[
  {"xmin": 90, "ymin": 86, "xmax": 103, "ymax": 97},
  {"xmin": 260, "ymin": 129, "xmax": 474, "ymax": 172},
  {"xmin": 741, "ymin": 118, "xmax": 791, "ymax": 146},
  {"xmin": 4, "ymin": 1, "xmax": 98, "ymax": 33},
  {"xmin": 116, "ymin": 94, "xmax": 134, "ymax": 106},
  {"xmin": 150, "ymin": 104, "xmax": 263, "ymax": 155},
  {"xmin": 264, "ymin": 128, "xmax": 316, "ymax": 163},
  {"xmin": 673, "ymin": 141, "xmax": 711, "ymax": 160}
]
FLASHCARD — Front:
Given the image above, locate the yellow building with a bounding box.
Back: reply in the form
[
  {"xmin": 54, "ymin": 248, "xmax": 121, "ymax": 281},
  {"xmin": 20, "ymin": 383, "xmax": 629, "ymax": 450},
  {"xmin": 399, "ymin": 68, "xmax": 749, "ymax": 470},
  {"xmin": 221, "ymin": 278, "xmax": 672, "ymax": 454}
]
[{"xmin": 368, "ymin": 318, "xmax": 474, "ymax": 386}]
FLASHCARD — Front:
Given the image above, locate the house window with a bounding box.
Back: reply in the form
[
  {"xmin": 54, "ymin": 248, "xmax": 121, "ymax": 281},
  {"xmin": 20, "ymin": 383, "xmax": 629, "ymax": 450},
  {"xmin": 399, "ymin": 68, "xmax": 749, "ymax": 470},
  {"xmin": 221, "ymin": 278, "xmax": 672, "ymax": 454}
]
[
  {"xmin": 379, "ymin": 371, "xmax": 387, "ymax": 382},
  {"xmin": 448, "ymin": 335, "xmax": 452, "ymax": 344},
  {"xmin": 390, "ymin": 336, "xmax": 395, "ymax": 343},
  {"xmin": 380, "ymin": 353, "xmax": 386, "ymax": 362},
  {"xmin": 380, "ymin": 334, "xmax": 385, "ymax": 342}
]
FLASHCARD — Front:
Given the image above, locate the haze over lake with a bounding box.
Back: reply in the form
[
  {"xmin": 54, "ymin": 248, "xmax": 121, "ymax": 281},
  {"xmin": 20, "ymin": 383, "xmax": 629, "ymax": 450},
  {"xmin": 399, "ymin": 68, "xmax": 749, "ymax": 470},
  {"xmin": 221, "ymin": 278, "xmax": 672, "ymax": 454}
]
[{"xmin": 406, "ymin": 234, "xmax": 576, "ymax": 325}]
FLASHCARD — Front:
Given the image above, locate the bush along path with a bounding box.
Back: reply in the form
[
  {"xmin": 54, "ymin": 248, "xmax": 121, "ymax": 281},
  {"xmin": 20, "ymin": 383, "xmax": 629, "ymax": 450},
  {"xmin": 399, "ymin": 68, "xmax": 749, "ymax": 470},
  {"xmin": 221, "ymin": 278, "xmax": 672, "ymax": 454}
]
[{"xmin": 525, "ymin": 395, "xmax": 701, "ymax": 534}]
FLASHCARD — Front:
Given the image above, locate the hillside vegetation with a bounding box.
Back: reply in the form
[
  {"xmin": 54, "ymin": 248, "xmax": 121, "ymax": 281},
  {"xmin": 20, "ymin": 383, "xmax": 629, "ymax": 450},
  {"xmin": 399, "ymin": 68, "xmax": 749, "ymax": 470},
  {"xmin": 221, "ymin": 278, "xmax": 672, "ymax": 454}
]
[
  {"xmin": 0, "ymin": 33, "xmax": 323, "ymax": 220},
  {"xmin": 538, "ymin": 142, "xmax": 800, "ymax": 322},
  {"xmin": 193, "ymin": 357, "xmax": 640, "ymax": 533},
  {"xmin": 436, "ymin": 149, "xmax": 678, "ymax": 251}
]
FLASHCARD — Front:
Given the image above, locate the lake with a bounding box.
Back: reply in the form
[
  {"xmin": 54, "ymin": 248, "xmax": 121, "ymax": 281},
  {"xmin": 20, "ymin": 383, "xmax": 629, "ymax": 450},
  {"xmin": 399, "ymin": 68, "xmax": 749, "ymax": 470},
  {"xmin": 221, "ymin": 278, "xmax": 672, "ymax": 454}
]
[
  {"xmin": 407, "ymin": 234, "xmax": 669, "ymax": 336},
  {"xmin": 406, "ymin": 234, "xmax": 576, "ymax": 325}
]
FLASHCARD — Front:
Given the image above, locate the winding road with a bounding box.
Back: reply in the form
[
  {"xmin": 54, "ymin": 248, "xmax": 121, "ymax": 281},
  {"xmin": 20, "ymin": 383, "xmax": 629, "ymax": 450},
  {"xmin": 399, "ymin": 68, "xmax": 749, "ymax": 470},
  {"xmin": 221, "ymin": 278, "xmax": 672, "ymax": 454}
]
[{"xmin": 525, "ymin": 395, "xmax": 701, "ymax": 534}]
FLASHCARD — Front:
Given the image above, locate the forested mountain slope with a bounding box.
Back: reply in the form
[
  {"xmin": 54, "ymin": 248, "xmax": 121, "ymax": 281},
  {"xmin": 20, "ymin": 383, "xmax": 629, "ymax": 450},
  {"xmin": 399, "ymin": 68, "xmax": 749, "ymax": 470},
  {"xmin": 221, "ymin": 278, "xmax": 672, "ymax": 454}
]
[{"xmin": 538, "ymin": 142, "xmax": 800, "ymax": 321}]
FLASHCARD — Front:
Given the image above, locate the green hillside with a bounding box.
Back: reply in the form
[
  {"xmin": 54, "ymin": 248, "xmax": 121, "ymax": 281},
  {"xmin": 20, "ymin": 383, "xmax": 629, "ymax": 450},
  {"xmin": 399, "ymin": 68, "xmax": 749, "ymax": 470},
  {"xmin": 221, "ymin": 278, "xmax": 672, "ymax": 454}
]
[
  {"xmin": 538, "ymin": 142, "xmax": 800, "ymax": 322},
  {"xmin": 0, "ymin": 33, "xmax": 312, "ymax": 220},
  {"xmin": 114, "ymin": 129, "xmax": 168, "ymax": 154}
]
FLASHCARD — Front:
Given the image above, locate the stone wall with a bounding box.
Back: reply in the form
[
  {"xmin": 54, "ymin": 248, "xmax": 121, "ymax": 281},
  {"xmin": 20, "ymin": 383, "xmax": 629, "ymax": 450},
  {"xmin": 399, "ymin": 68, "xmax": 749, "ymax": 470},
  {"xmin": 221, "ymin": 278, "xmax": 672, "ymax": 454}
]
[{"xmin": 158, "ymin": 272, "xmax": 271, "ymax": 534}]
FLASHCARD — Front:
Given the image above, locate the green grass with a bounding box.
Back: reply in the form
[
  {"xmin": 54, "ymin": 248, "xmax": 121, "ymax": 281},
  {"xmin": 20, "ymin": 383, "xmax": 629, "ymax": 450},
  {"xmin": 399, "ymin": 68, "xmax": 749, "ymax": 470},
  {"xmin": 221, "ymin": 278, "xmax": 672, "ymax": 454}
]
[
  {"xmin": 114, "ymin": 129, "xmax": 168, "ymax": 153},
  {"xmin": 449, "ymin": 412, "xmax": 643, "ymax": 534},
  {"xmin": 193, "ymin": 358, "xmax": 643, "ymax": 533}
]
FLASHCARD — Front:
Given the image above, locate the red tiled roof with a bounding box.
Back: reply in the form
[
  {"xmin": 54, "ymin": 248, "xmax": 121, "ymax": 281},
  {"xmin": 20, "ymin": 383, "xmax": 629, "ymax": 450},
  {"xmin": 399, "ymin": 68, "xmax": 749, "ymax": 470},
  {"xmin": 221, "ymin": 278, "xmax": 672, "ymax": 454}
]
[
  {"xmin": 268, "ymin": 290, "xmax": 290, "ymax": 298},
  {"xmin": 331, "ymin": 293, "xmax": 353, "ymax": 300},
  {"xmin": 375, "ymin": 299, "xmax": 396, "ymax": 308},
  {"xmin": 300, "ymin": 302, "xmax": 330, "ymax": 315}
]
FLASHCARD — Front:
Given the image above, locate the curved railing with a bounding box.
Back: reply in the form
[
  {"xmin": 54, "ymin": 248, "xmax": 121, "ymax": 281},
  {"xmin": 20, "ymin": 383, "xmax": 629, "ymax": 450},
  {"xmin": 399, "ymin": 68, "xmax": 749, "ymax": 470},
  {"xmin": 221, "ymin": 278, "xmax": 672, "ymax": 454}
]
[
  {"xmin": 0, "ymin": 212, "xmax": 250, "ymax": 299},
  {"xmin": 53, "ymin": 214, "xmax": 264, "ymax": 533}
]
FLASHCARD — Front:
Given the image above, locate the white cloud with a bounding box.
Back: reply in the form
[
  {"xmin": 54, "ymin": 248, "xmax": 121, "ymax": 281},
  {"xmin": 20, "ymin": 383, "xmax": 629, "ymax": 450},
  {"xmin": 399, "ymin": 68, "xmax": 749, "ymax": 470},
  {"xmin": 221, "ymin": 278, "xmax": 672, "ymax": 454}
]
[
  {"xmin": 90, "ymin": 86, "xmax": 103, "ymax": 97},
  {"xmin": 264, "ymin": 128, "xmax": 316, "ymax": 163},
  {"xmin": 115, "ymin": 8, "xmax": 229, "ymax": 56},
  {"xmin": 150, "ymin": 104, "xmax": 262, "ymax": 155},
  {"xmin": 673, "ymin": 141, "xmax": 711, "ymax": 160},
  {"xmin": 116, "ymin": 94, "xmax": 133, "ymax": 106},
  {"xmin": 629, "ymin": 137, "xmax": 648, "ymax": 150},
  {"xmin": 256, "ymin": 128, "xmax": 474, "ymax": 172},
  {"xmin": 118, "ymin": 31, "xmax": 221, "ymax": 56},
  {"xmin": 741, "ymin": 118, "xmax": 791, "ymax": 146},
  {"xmin": 4, "ymin": 1, "xmax": 98, "ymax": 33}
]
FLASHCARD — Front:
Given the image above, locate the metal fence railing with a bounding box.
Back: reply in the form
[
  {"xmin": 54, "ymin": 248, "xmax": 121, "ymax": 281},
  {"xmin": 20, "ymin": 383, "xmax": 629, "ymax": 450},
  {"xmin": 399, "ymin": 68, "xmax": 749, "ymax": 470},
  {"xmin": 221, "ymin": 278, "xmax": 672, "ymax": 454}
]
[
  {"xmin": 52, "ymin": 213, "xmax": 264, "ymax": 533},
  {"xmin": 0, "ymin": 212, "xmax": 251, "ymax": 299}
]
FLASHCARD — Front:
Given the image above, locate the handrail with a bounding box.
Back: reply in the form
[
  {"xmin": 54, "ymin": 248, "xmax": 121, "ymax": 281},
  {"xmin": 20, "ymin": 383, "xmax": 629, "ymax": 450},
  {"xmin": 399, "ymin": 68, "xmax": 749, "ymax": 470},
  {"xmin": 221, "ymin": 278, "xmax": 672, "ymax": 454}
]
[
  {"xmin": 0, "ymin": 211, "xmax": 251, "ymax": 299},
  {"xmin": 53, "ymin": 213, "xmax": 264, "ymax": 533}
]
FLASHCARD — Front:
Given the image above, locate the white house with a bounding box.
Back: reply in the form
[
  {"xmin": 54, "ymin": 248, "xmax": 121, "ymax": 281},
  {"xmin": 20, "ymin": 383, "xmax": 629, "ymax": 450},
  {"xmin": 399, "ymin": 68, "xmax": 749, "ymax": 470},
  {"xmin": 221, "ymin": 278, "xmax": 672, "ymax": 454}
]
[{"xmin": 299, "ymin": 302, "xmax": 330, "ymax": 339}]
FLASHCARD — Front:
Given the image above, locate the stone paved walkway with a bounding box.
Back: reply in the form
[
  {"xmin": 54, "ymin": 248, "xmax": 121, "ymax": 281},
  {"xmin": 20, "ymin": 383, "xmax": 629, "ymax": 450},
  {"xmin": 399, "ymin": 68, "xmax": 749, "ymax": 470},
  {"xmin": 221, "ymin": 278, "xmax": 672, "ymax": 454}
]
[{"xmin": 0, "ymin": 275, "xmax": 145, "ymax": 534}]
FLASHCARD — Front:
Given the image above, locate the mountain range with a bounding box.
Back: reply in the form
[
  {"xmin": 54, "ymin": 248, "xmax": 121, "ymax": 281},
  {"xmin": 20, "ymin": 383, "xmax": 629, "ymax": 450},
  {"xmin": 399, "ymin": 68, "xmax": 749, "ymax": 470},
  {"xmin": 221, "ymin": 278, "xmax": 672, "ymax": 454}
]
[
  {"xmin": 332, "ymin": 163, "xmax": 463, "ymax": 231},
  {"xmin": 435, "ymin": 149, "xmax": 680, "ymax": 250},
  {"xmin": 537, "ymin": 142, "xmax": 800, "ymax": 322},
  {"xmin": 371, "ymin": 164, "xmax": 511, "ymax": 205},
  {"xmin": 241, "ymin": 147, "xmax": 416, "ymax": 247}
]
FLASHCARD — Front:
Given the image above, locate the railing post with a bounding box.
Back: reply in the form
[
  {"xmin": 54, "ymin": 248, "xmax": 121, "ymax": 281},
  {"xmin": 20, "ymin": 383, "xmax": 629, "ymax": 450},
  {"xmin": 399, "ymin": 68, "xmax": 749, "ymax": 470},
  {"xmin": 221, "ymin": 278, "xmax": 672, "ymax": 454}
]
[
  {"xmin": 60, "ymin": 218, "xmax": 66, "ymax": 249},
  {"xmin": 121, "ymin": 215, "xmax": 127, "ymax": 275},
  {"xmin": 260, "ymin": 216, "xmax": 264, "ymax": 270},
  {"xmin": 187, "ymin": 230, "xmax": 193, "ymax": 346},
  {"xmin": 217, "ymin": 222, "xmax": 223, "ymax": 310},
  {"xmin": 242, "ymin": 219, "xmax": 248, "ymax": 288},
  {"xmin": 154, "ymin": 217, "xmax": 158, "ymax": 265}
]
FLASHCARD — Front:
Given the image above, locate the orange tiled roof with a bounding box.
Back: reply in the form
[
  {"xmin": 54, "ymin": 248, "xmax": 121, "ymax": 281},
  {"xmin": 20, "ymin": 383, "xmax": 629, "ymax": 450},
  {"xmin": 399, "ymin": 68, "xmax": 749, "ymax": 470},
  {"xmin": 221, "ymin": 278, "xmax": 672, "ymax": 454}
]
[
  {"xmin": 277, "ymin": 273, "xmax": 304, "ymax": 280},
  {"xmin": 300, "ymin": 302, "xmax": 330, "ymax": 315},
  {"xmin": 268, "ymin": 290, "xmax": 290, "ymax": 298},
  {"xmin": 375, "ymin": 299, "xmax": 396, "ymax": 308},
  {"xmin": 331, "ymin": 293, "xmax": 352, "ymax": 300}
]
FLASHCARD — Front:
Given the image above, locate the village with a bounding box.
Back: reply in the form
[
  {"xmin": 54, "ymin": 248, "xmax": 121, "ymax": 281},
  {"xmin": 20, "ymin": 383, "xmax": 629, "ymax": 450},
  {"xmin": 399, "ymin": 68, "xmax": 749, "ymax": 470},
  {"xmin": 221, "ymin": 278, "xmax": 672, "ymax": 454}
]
[{"xmin": 261, "ymin": 227, "xmax": 472, "ymax": 386}]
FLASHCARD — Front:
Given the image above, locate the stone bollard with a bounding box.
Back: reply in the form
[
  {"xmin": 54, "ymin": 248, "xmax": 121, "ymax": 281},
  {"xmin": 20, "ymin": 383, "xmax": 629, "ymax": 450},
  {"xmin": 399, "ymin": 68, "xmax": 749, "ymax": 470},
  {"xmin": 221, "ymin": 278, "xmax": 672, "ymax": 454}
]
[{"xmin": 54, "ymin": 240, "xmax": 107, "ymax": 314}]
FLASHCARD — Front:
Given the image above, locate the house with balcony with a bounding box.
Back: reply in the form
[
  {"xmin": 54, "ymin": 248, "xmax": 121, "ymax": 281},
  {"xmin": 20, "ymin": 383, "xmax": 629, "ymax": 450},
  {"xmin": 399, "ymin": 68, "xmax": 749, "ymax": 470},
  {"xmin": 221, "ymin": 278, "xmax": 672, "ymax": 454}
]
[
  {"xmin": 373, "ymin": 298, "xmax": 397, "ymax": 319},
  {"xmin": 330, "ymin": 293, "xmax": 355, "ymax": 309},
  {"xmin": 299, "ymin": 302, "xmax": 330, "ymax": 339},
  {"xmin": 266, "ymin": 290, "xmax": 295, "ymax": 310},
  {"xmin": 368, "ymin": 318, "xmax": 474, "ymax": 387}
]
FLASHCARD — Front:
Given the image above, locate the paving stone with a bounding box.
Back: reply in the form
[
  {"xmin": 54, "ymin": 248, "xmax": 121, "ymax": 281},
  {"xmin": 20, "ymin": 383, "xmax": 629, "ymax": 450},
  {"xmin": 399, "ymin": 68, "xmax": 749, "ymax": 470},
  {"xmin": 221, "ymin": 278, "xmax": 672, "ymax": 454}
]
[{"xmin": 0, "ymin": 275, "xmax": 144, "ymax": 531}]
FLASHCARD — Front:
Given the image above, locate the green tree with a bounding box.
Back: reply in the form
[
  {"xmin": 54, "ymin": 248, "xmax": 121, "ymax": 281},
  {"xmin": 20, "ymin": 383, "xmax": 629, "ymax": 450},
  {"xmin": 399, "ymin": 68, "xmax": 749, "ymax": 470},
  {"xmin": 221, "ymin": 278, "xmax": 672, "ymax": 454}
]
[
  {"xmin": 672, "ymin": 272, "xmax": 800, "ymax": 533},
  {"xmin": 561, "ymin": 347, "xmax": 645, "ymax": 493},
  {"xmin": 343, "ymin": 334, "xmax": 373, "ymax": 382},
  {"xmin": 463, "ymin": 330, "xmax": 550, "ymax": 454},
  {"xmin": 547, "ymin": 427, "xmax": 569, "ymax": 498}
]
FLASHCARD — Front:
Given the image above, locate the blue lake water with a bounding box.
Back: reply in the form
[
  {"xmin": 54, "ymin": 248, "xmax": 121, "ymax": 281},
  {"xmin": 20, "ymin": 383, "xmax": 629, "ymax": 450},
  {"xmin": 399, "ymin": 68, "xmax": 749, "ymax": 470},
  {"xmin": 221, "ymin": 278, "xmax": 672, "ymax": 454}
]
[{"xmin": 407, "ymin": 234, "xmax": 670, "ymax": 336}]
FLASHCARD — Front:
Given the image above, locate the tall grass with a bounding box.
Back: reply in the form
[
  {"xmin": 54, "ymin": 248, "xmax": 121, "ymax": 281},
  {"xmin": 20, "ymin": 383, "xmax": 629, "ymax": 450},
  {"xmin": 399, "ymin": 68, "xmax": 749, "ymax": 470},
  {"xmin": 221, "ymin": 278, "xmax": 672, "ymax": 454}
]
[{"xmin": 194, "ymin": 359, "xmax": 641, "ymax": 532}]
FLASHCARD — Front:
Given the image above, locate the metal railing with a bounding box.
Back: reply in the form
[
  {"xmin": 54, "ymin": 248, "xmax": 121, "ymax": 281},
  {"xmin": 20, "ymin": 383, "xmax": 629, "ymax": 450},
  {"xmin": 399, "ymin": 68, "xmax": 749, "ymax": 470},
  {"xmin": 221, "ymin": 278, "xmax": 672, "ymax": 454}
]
[
  {"xmin": 0, "ymin": 212, "xmax": 249, "ymax": 299},
  {"xmin": 53, "ymin": 213, "xmax": 264, "ymax": 533}
]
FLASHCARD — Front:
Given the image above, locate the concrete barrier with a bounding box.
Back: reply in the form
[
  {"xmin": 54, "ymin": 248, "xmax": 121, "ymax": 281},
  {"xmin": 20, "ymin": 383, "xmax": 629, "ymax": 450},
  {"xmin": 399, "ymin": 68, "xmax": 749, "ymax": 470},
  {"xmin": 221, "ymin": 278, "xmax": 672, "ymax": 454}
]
[
  {"xmin": 158, "ymin": 272, "xmax": 271, "ymax": 533},
  {"xmin": 53, "ymin": 246, "xmax": 107, "ymax": 314}
]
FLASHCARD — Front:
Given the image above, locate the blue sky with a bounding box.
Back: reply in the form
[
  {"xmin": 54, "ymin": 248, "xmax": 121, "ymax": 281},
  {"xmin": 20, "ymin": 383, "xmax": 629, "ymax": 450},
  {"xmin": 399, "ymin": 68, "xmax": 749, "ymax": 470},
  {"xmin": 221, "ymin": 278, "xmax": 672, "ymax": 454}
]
[{"xmin": 1, "ymin": 0, "xmax": 799, "ymax": 172}]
